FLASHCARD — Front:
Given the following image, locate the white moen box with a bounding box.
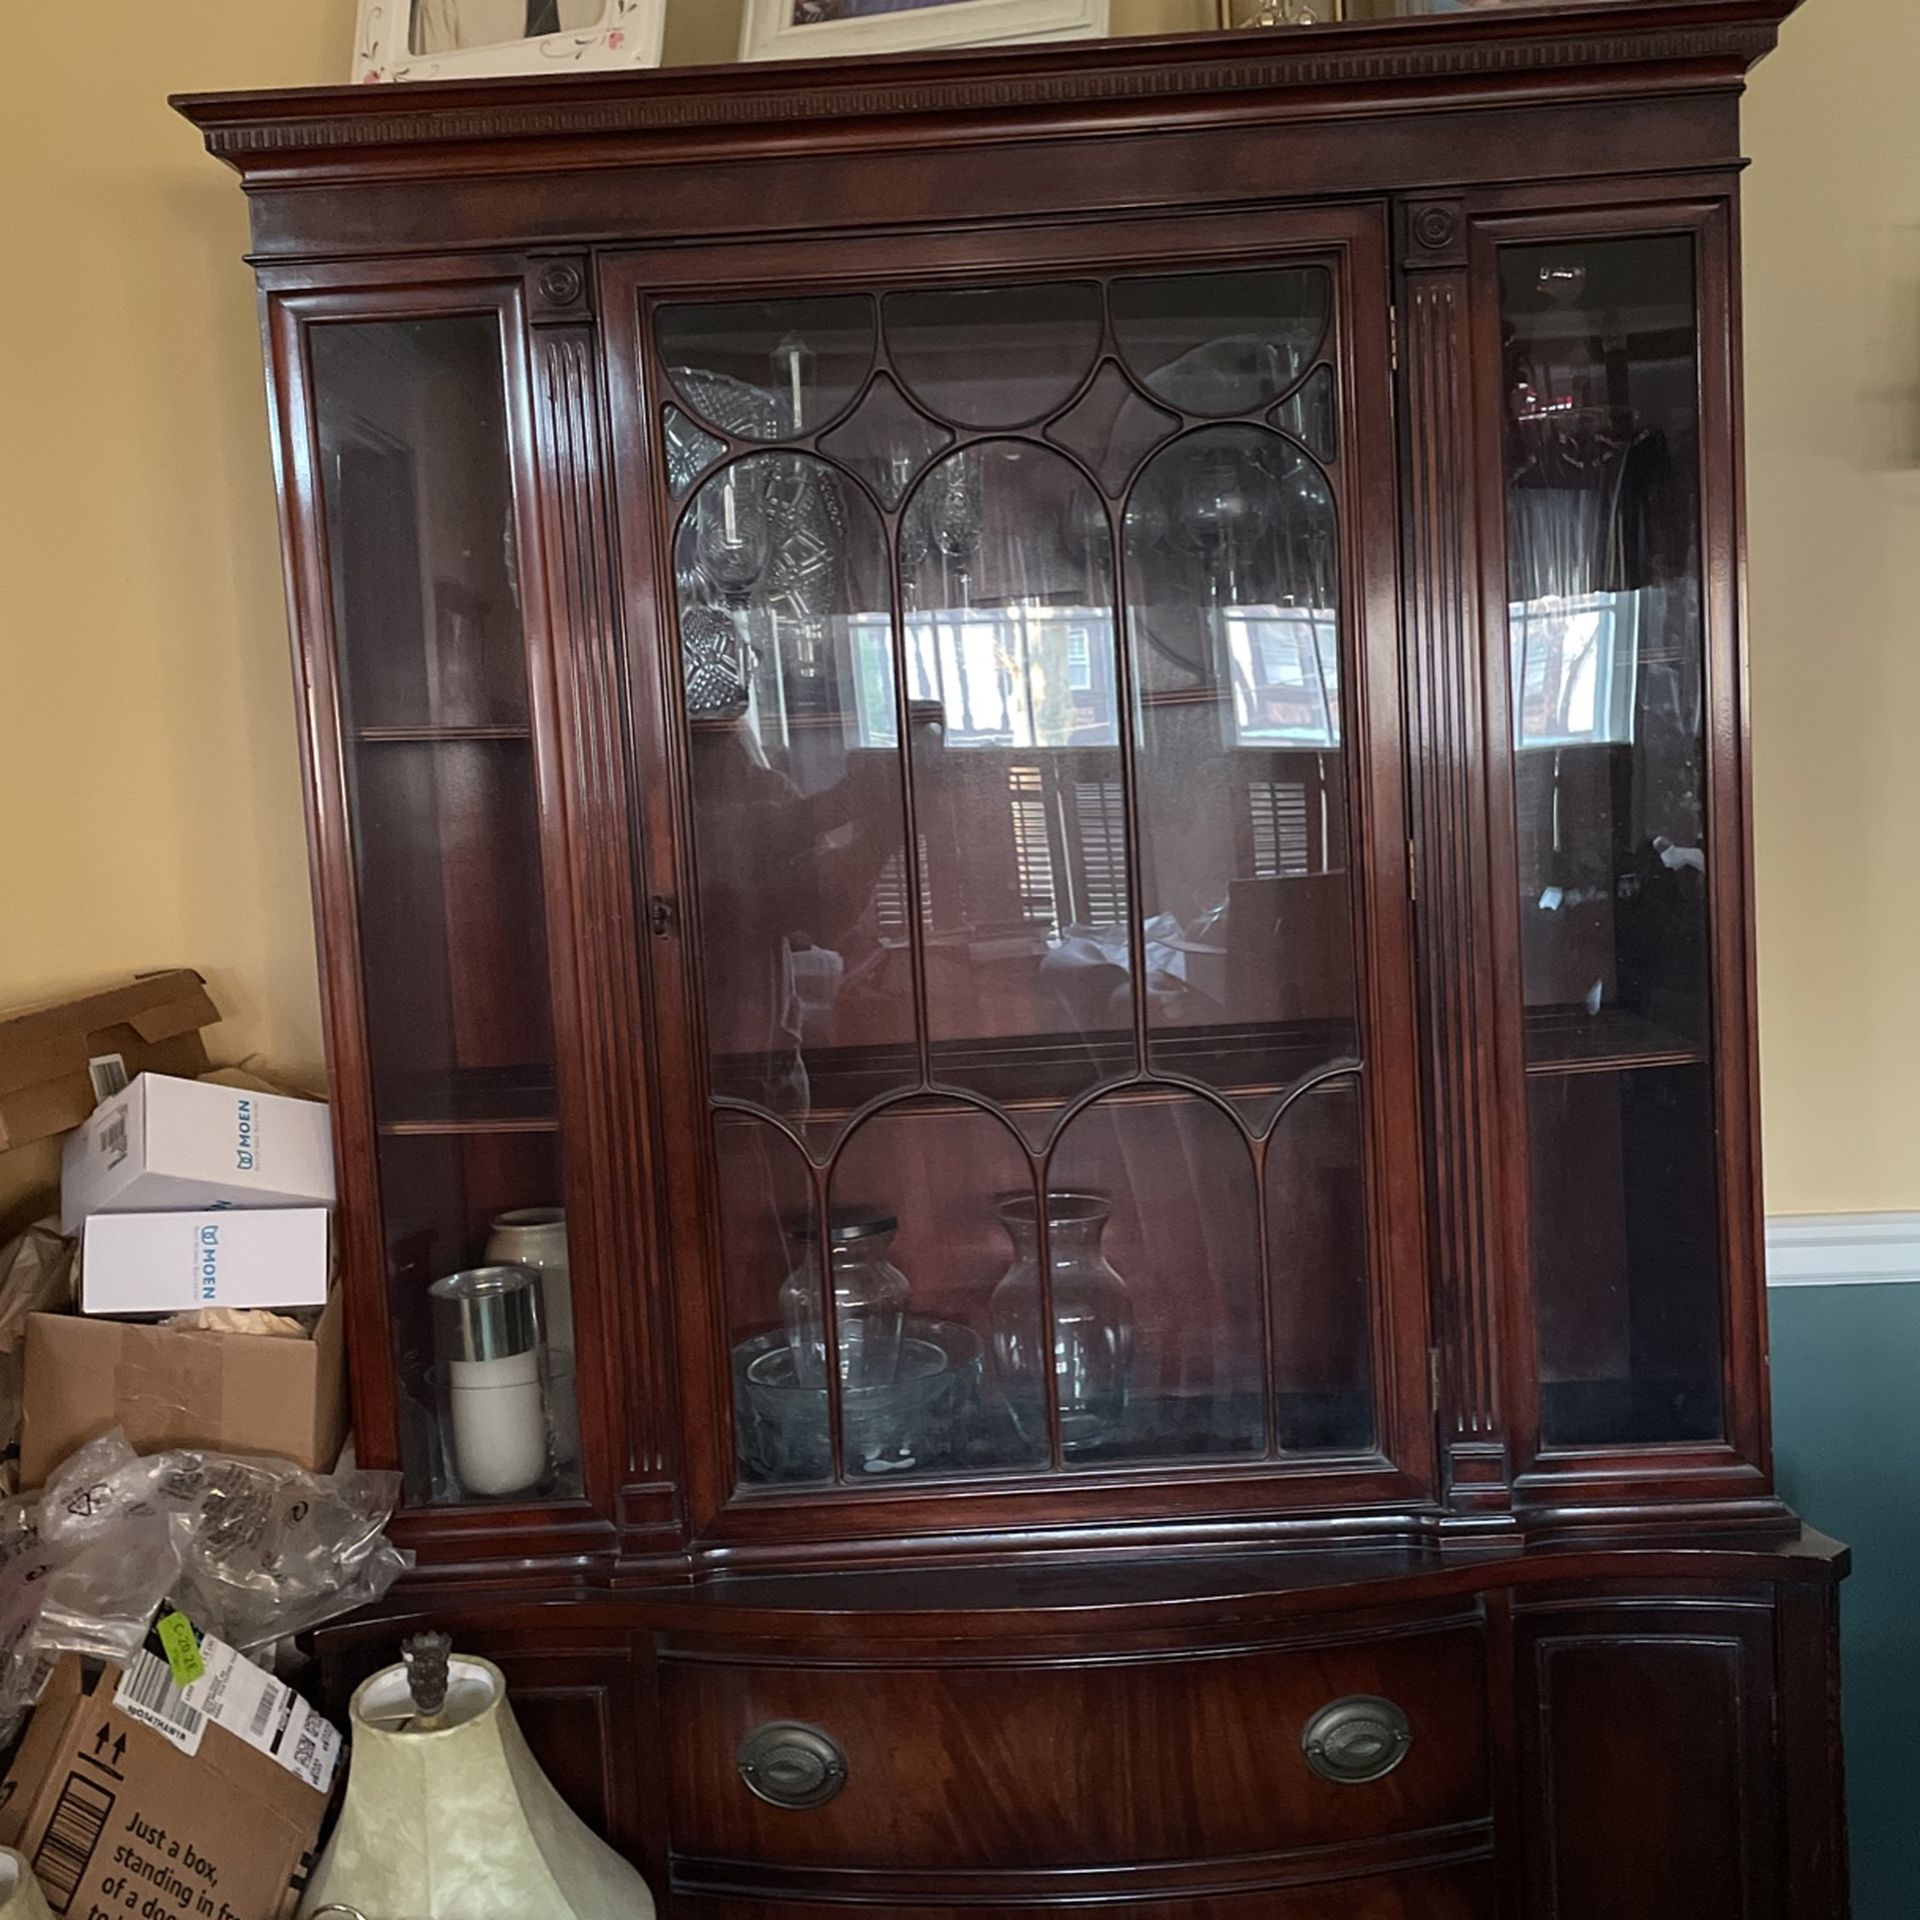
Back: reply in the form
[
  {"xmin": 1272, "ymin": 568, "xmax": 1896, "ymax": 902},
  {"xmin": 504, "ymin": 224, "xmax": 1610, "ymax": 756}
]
[
  {"xmin": 60, "ymin": 1072, "xmax": 335, "ymax": 1232},
  {"xmin": 80, "ymin": 1208, "xmax": 331, "ymax": 1316}
]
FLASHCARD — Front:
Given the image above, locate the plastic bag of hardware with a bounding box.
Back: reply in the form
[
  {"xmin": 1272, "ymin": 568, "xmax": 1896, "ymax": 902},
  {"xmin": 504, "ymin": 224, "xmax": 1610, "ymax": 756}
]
[
  {"xmin": 0, "ymin": 1221, "xmax": 74, "ymax": 1484},
  {"xmin": 1, "ymin": 1428, "xmax": 409, "ymax": 1734},
  {"xmin": 162, "ymin": 1448, "xmax": 410, "ymax": 1650}
]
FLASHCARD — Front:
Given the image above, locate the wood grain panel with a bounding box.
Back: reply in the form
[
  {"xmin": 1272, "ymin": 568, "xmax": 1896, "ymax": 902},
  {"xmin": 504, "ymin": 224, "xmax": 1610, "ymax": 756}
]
[
  {"xmin": 662, "ymin": 1623, "xmax": 1487, "ymax": 1872},
  {"xmin": 663, "ymin": 1860, "xmax": 1496, "ymax": 1920},
  {"xmin": 1516, "ymin": 1604, "xmax": 1775, "ymax": 1920}
]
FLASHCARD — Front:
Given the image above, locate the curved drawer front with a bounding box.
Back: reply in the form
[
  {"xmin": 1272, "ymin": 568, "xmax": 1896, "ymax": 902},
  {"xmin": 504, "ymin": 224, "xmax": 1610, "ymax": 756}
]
[
  {"xmin": 661, "ymin": 1617, "xmax": 1488, "ymax": 1878},
  {"xmin": 669, "ymin": 1861, "xmax": 1495, "ymax": 1920}
]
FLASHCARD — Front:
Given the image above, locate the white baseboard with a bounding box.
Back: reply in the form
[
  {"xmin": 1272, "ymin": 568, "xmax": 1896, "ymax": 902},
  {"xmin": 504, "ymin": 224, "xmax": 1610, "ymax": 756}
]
[{"xmin": 1766, "ymin": 1212, "xmax": 1920, "ymax": 1288}]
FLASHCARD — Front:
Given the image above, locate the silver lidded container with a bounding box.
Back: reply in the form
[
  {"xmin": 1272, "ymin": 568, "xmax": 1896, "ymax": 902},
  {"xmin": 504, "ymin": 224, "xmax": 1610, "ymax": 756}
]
[{"xmin": 430, "ymin": 1267, "xmax": 549, "ymax": 1499}]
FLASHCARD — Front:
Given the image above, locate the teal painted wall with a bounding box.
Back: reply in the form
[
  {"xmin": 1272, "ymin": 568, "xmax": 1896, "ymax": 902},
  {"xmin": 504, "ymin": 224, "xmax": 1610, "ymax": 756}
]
[{"xmin": 1770, "ymin": 1284, "xmax": 1920, "ymax": 1920}]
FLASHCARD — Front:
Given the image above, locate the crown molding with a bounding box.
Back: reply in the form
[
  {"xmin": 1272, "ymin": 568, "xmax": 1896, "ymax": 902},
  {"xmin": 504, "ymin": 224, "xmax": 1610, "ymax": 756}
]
[{"xmin": 174, "ymin": 0, "xmax": 1800, "ymax": 181}]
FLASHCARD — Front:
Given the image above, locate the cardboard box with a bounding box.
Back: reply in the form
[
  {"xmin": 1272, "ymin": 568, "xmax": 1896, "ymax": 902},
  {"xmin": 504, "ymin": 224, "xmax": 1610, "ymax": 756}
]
[
  {"xmin": 79, "ymin": 1211, "xmax": 330, "ymax": 1318},
  {"xmin": 0, "ymin": 973, "xmax": 218, "ymax": 1156},
  {"xmin": 61, "ymin": 1076, "xmax": 334, "ymax": 1234},
  {"xmin": 18, "ymin": 1294, "xmax": 347, "ymax": 1488},
  {"xmin": 0, "ymin": 1652, "xmax": 337, "ymax": 1920}
]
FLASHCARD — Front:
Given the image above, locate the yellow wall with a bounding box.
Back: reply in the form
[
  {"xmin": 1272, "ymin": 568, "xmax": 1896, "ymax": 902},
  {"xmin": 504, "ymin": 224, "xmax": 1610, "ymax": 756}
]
[
  {"xmin": 0, "ymin": 0, "xmax": 1902, "ymax": 1232},
  {"xmin": 1743, "ymin": 1, "xmax": 1920, "ymax": 1215}
]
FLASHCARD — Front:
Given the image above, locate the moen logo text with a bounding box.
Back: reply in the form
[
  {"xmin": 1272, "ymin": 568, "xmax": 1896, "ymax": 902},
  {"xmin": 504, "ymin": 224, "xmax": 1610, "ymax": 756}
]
[
  {"xmin": 235, "ymin": 1097, "xmax": 256, "ymax": 1172},
  {"xmin": 198, "ymin": 1224, "xmax": 221, "ymax": 1303}
]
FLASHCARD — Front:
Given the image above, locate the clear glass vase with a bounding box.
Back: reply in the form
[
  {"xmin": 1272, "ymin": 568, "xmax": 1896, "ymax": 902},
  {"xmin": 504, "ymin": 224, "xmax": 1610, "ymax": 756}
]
[
  {"xmin": 991, "ymin": 1192, "xmax": 1134, "ymax": 1457},
  {"xmin": 780, "ymin": 1210, "xmax": 911, "ymax": 1390}
]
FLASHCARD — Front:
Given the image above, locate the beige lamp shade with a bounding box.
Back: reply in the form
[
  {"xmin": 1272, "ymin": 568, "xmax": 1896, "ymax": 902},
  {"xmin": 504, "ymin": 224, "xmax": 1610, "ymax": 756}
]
[
  {"xmin": 0, "ymin": 1850, "xmax": 54, "ymax": 1920},
  {"xmin": 299, "ymin": 1655, "xmax": 656, "ymax": 1920}
]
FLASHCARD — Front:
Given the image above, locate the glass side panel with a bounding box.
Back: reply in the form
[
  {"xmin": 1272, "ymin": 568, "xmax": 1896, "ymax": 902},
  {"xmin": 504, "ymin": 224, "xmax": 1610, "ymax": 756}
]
[
  {"xmin": 1498, "ymin": 233, "xmax": 1724, "ymax": 1449},
  {"xmin": 311, "ymin": 315, "xmax": 580, "ymax": 1506},
  {"xmin": 655, "ymin": 261, "xmax": 1386, "ymax": 1494}
]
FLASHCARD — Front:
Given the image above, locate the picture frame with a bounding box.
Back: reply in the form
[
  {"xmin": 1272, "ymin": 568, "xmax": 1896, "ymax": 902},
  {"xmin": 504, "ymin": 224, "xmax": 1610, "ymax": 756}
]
[
  {"xmin": 738, "ymin": 0, "xmax": 1112, "ymax": 64},
  {"xmin": 353, "ymin": 0, "xmax": 667, "ymax": 84}
]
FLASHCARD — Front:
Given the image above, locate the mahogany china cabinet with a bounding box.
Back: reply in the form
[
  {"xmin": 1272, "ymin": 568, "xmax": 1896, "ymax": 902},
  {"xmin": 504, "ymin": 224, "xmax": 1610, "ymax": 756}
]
[{"xmin": 178, "ymin": 2, "xmax": 1845, "ymax": 1913}]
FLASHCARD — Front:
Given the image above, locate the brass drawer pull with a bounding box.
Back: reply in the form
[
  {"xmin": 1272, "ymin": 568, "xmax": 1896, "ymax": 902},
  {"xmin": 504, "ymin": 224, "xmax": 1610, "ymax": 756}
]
[
  {"xmin": 1302, "ymin": 1696, "xmax": 1413, "ymax": 1785},
  {"xmin": 738, "ymin": 1723, "xmax": 849, "ymax": 1810}
]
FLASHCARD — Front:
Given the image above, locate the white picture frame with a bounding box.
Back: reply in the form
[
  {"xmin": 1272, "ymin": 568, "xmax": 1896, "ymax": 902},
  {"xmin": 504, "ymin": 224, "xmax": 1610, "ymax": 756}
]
[
  {"xmin": 738, "ymin": 0, "xmax": 1111, "ymax": 63},
  {"xmin": 353, "ymin": 0, "xmax": 667, "ymax": 84}
]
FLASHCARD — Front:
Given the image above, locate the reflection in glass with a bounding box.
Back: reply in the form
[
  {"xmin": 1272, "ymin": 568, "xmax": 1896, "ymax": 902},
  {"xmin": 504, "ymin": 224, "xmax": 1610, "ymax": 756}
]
[
  {"xmin": 1125, "ymin": 427, "xmax": 1357, "ymax": 1124},
  {"xmin": 1112, "ymin": 267, "xmax": 1330, "ymax": 416},
  {"xmin": 1501, "ymin": 234, "xmax": 1724, "ymax": 1453},
  {"xmin": 900, "ymin": 443, "xmax": 1132, "ymax": 1131},
  {"xmin": 1049, "ymin": 1091, "xmax": 1267, "ymax": 1464},
  {"xmin": 824, "ymin": 1099, "xmax": 1047, "ymax": 1479},
  {"xmin": 1530, "ymin": 1065, "xmax": 1724, "ymax": 1447},
  {"xmin": 819, "ymin": 372, "xmax": 952, "ymax": 508},
  {"xmin": 1048, "ymin": 361, "xmax": 1181, "ymax": 498},
  {"xmin": 886, "ymin": 281, "xmax": 1103, "ymax": 429},
  {"xmin": 657, "ymin": 295, "xmax": 875, "ymax": 440},
  {"xmin": 664, "ymin": 406, "xmax": 726, "ymax": 499},
  {"xmin": 1265, "ymin": 1077, "xmax": 1374, "ymax": 1452},
  {"xmin": 1271, "ymin": 364, "xmax": 1338, "ymax": 465},
  {"xmin": 655, "ymin": 261, "xmax": 1391, "ymax": 1495},
  {"xmin": 991, "ymin": 1192, "xmax": 1134, "ymax": 1461},
  {"xmin": 1503, "ymin": 234, "xmax": 1708, "ymax": 1060},
  {"xmin": 677, "ymin": 453, "xmax": 915, "ymax": 1137},
  {"xmin": 718, "ymin": 1112, "xmax": 830, "ymax": 1487}
]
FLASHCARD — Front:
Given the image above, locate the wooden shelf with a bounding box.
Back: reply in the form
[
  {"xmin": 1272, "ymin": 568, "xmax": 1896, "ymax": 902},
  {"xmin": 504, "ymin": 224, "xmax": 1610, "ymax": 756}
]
[
  {"xmin": 354, "ymin": 724, "xmax": 531, "ymax": 744},
  {"xmin": 374, "ymin": 1064, "xmax": 558, "ymax": 1136},
  {"xmin": 1523, "ymin": 1005, "xmax": 1707, "ymax": 1078},
  {"xmin": 713, "ymin": 1019, "xmax": 1362, "ymax": 1125}
]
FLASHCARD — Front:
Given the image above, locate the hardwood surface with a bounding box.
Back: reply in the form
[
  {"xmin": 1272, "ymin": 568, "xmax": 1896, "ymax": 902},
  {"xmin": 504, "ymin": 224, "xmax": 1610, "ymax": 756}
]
[{"xmin": 177, "ymin": 4, "xmax": 1842, "ymax": 1913}]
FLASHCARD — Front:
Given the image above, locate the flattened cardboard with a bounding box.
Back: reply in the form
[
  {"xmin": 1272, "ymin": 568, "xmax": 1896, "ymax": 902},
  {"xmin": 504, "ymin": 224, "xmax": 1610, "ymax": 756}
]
[
  {"xmin": 17, "ymin": 1294, "xmax": 346, "ymax": 1489},
  {"xmin": 0, "ymin": 1657, "xmax": 331, "ymax": 1920},
  {"xmin": 0, "ymin": 973, "xmax": 217, "ymax": 1155}
]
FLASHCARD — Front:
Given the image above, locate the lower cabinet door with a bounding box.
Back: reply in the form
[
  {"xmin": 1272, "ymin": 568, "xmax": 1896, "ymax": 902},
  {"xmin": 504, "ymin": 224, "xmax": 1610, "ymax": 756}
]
[{"xmin": 1513, "ymin": 1600, "xmax": 1779, "ymax": 1920}]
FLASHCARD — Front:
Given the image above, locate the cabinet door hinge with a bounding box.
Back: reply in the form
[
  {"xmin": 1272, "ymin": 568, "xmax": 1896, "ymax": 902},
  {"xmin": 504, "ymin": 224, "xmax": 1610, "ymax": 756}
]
[
  {"xmin": 1390, "ymin": 303, "xmax": 1400, "ymax": 373},
  {"xmin": 1407, "ymin": 837, "xmax": 1418, "ymax": 905},
  {"xmin": 1429, "ymin": 1347, "xmax": 1443, "ymax": 1415}
]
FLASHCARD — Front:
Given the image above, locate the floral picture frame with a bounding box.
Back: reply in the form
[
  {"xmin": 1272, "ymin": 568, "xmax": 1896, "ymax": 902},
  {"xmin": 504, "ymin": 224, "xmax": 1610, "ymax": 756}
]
[
  {"xmin": 353, "ymin": 0, "xmax": 668, "ymax": 84},
  {"xmin": 738, "ymin": 0, "xmax": 1112, "ymax": 63}
]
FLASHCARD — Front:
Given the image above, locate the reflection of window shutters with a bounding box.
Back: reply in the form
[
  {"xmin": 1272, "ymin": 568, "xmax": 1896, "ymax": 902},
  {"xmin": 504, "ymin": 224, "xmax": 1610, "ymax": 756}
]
[
  {"xmin": 874, "ymin": 840, "xmax": 933, "ymax": 940},
  {"xmin": 1072, "ymin": 780, "xmax": 1130, "ymax": 927},
  {"xmin": 1008, "ymin": 766, "xmax": 1059, "ymax": 935},
  {"xmin": 1250, "ymin": 780, "xmax": 1311, "ymax": 878},
  {"xmin": 526, "ymin": 0, "xmax": 562, "ymax": 35}
]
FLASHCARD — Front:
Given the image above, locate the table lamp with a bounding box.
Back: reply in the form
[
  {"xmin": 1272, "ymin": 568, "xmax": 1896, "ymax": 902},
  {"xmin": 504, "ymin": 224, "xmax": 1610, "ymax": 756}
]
[
  {"xmin": 300, "ymin": 1635, "xmax": 656, "ymax": 1920},
  {"xmin": 0, "ymin": 1851, "xmax": 53, "ymax": 1920}
]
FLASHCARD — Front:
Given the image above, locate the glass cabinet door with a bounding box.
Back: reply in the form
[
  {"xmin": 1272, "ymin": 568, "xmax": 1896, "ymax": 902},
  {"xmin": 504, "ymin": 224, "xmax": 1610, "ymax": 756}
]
[
  {"xmin": 1494, "ymin": 232, "xmax": 1726, "ymax": 1452},
  {"xmin": 648, "ymin": 250, "xmax": 1399, "ymax": 1498},
  {"xmin": 307, "ymin": 313, "xmax": 582, "ymax": 1508}
]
